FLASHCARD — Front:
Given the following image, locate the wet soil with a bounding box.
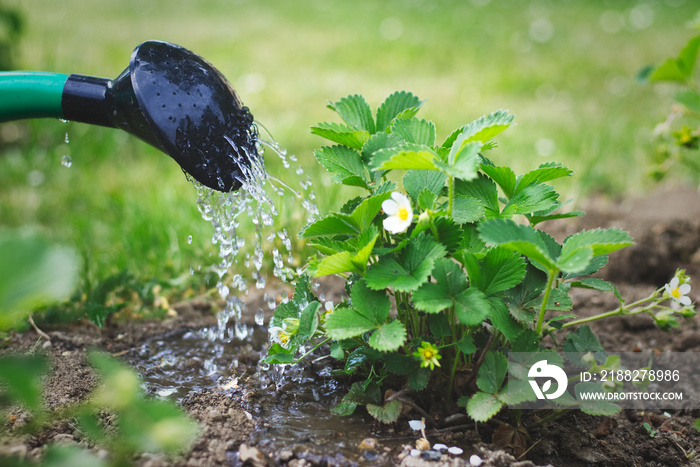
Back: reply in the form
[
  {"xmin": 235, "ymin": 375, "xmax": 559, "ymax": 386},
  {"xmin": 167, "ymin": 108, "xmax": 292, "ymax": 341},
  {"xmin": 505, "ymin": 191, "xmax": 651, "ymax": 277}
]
[{"xmin": 2, "ymin": 187, "xmax": 700, "ymax": 466}]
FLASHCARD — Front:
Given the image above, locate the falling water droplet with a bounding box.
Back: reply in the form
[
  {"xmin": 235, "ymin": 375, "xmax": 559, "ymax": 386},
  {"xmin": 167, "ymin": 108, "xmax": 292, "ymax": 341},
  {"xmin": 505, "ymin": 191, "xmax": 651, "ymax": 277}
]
[
  {"xmin": 187, "ymin": 235, "xmax": 193, "ymax": 244},
  {"xmin": 64, "ymin": 132, "xmax": 69, "ymax": 144},
  {"xmin": 61, "ymin": 155, "xmax": 72, "ymax": 168}
]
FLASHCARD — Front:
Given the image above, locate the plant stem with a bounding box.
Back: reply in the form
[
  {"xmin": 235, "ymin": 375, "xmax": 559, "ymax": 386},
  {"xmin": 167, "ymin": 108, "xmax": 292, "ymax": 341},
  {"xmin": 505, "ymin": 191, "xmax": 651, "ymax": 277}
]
[
  {"xmin": 447, "ymin": 176, "xmax": 454, "ymax": 217},
  {"xmin": 561, "ymin": 288, "xmax": 663, "ymax": 328},
  {"xmin": 536, "ymin": 271, "xmax": 557, "ymax": 334},
  {"xmin": 296, "ymin": 337, "xmax": 332, "ymax": 362}
]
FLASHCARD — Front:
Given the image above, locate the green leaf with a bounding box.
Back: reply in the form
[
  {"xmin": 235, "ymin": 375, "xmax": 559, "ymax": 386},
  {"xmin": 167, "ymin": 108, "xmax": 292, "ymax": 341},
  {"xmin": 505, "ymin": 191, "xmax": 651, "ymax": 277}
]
[
  {"xmin": 435, "ymin": 139, "xmax": 481, "ymax": 180},
  {"xmin": 429, "ymin": 313, "xmax": 452, "ymax": 339},
  {"xmin": 455, "ymin": 174, "xmax": 500, "ymax": 217},
  {"xmin": 403, "ymin": 170, "xmax": 447, "ymax": 200},
  {"xmin": 413, "ymin": 258, "xmax": 468, "ymax": 313},
  {"xmin": 390, "ymin": 117, "xmax": 436, "ymax": 146},
  {"xmin": 408, "ymin": 367, "xmax": 431, "ymax": 391},
  {"xmin": 0, "ymin": 354, "xmax": 48, "ymax": 413},
  {"xmin": 556, "ymin": 245, "xmax": 594, "ymax": 275},
  {"xmin": 269, "ymin": 275, "xmax": 316, "ymax": 330},
  {"xmin": 570, "ymin": 278, "xmax": 622, "ymax": 302},
  {"xmin": 325, "ymin": 306, "xmax": 376, "ymax": 340},
  {"xmin": 452, "ymin": 196, "xmax": 485, "ymax": 224},
  {"xmin": 562, "ymin": 325, "xmax": 604, "ymax": 354},
  {"xmin": 370, "ymin": 144, "xmax": 440, "ymax": 171},
  {"xmin": 678, "ymin": 35, "xmax": 700, "ymax": 77},
  {"xmin": 477, "ymin": 247, "xmax": 527, "ymax": 296},
  {"xmin": 365, "ymin": 233, "xmax": 447, "ymax": 292},
  {"xmin": 476, "ymin": 351, "xmax": 508, "ymax": 394},
  {"xmin": 559, "ymin": 229, "xmax": 633, "ymax": 272},
  {"xmin": 515, "ymin": 163, "xmax": 574, "ymax": 194},
  {"xmin": 300, "ymin": 213, "xmax": 360, "ymax": 238},
  {"xmin": 263, "ymin": 346, "xmax": 296, "ymax": 364},
  {"xmin": 376, "ymin": 91, "xmax": 424, "ymax": 132},
  {"xmin": 350, "ymin": 192, "xmax": 392, "ymax": 231},
  {"xmin": 527, "ymin": 287, "xmax": 573, "ymax": 312},
  {"xmin": 466, "ymin": 391, "xmax": 504, "ymax": 422},
  {"xmin": 433, "ymin": 217, "xmax": 464, "ymax": 253},
  {"xmin": 362, "ymin": 130, "xmax": 403, "ymax": 167},
  {"xmin": 369, "ymin": 320, "xmax": 407, "ymax": 352},
  {"xmin": 298, "ymin": 301, "xmax": 321, "ymax": 341},
  {"xmin": 501, "ymin": 183, "xmax": 560, "ymax": 218},
  {"xmin": 0, "ymin": 230, "xmax": 79, "ymax": 329},
  {"xmin": 674, "ymin": 89, "xmax": 700, "ymax": 114},
  {"xmin": 314, "ymin": 145, "xmax": 368, "ymax": 187},
  {"xmin": 417, "ymin": 188, "xmax": 438, "ymax": 210},
  {"xmin": 352, "ymin": 279, "xmax": 391, "ymax": 324},
  {"xmin": 649, "ymin": 58, "xmax": 686, "ymax": 83},
  {"xmin": 367, "ymin": 400, "xmax": 403, "ymax": 424},
  {"xmin": 310, "ymin": 121, "xmax": 370, "ymax": 149},
  {"xmin": 490, "ymin": 297, "xmax": 528, "ymax": 341},
  {"xmin": 480, "ymin": 164, "xmax": 517, "ymax": 198},
  {"xmin": 311, "ymin": 251, "xmax": 362, "ymax": 276},
  {"xmin": 456, "ymin": 335, "xmax": 477, "ymax": 354},
  {"xmin": 328, "ymin": 94, "xmax": 375, "ymax": 133},
  {"xmin": 384, "ymin": 353, "xmax": 418, "ymax": 375},
  {"xmin": 576, "ymin": 382, "xmax": 622, "ymax": 416},
  {"xmin": 478, "ymin": 219, "xmax": 558, "ymax": 272},
  {"xmin": 442, "ymin": 109, "xmax": 514, "ymax": 149},
  {"xmin": 454, "ymin": 288, "xmax": 492, "ymax": 326}
]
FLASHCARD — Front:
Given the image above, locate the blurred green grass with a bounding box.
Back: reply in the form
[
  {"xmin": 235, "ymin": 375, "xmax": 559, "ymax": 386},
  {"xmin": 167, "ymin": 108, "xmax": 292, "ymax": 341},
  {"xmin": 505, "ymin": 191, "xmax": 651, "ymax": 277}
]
[{"xmin": 1, "ymin": 0, "xmax": 697, "ymax": 314}]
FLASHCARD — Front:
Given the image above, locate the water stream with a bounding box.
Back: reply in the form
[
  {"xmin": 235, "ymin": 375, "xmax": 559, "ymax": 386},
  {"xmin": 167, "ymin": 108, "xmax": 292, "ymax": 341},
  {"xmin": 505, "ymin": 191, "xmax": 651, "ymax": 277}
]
[{"xmin": 129, "ymin": 136, "xmax": 381, "ymax": 459}]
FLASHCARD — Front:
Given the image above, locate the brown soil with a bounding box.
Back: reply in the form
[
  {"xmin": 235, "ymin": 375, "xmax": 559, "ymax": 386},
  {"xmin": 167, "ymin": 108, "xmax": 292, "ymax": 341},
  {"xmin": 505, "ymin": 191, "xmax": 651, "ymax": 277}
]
[{"xmin": 1, "ymin": 187, "xmax": 700, "ymax": 467}]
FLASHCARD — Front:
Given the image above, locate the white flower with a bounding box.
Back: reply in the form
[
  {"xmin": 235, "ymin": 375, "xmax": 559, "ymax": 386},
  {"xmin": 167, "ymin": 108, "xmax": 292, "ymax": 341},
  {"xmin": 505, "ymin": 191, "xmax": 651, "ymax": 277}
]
[
  {"xmin": 664, "ymin": 276, "xmax": 692, "ymax": 307},
  {"xmin": 382, "ymin": 192, "xmax": 413, "ymax": 234},
  {"xmin": 268, "ymin": 326, "xmax": 290, "ymax": 348}
]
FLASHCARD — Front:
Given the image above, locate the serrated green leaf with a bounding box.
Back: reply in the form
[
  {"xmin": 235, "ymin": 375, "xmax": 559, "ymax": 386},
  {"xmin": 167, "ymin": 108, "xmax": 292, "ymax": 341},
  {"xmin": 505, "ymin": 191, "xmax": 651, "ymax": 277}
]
[
  {"xmin": 270, "ymin": 275, "xmax": 315, "ymax": 329},
  {"xmin": 442, "ymin": 110, "xmax": 514, "ymax": 149},
  {"xmin": 478, "ymin": 219, "xmax": 558, "ymax": 272},
  {"xmin": 376, "ymin": 91, "xmax": 424, "ymax": 132},
  {"xmin": 456, "ymin": 335, "xmax": 477, "ymax": 354},
  {"xmin": 369, "ymin": 320, "xmax": 407, "ymax": 351},
  {"xmin": 384, "ymin": 353, "xmax": 418, "ymax": 375},
  {"xmin": 314, "ymin": 145, "xmax": 368, "ymax": 186},
  {"xmin": 570, "ymin": 278, "xmax": 622, "ymax": 302},
  {"xmin": 480, "ymin": 164, "xmax": 517, "ymax": 198},
  {"xmin": 576, "ymin": 382, "xmax": 621, "ymax": 416},
  {"xmin": 455, "ymin": 174, "xmax": 499, "ymax": 217},
  {"xmin": 529, "ymin": 210, "xmax": 585, "ymax": 226},
  {"xmin": 563, "ymin": 325, "xmax": 604, "ymax": 354},
  {"xmin": 452, "ymin": 196, "xmax": 485, "ymax": 224},
  {"xmin": 556, "ymin": 245, "xmax": 594, "ymax": 275},
  {"xmin": 366, "ymin": 400, "xmax": 403, "ymax": 424},
  {"xmin": 433, "ymin": 217, "xmax": 464, "ymax": 253},
  {"xmin": 466, "ymin": 391, "xmax": 504, "ymax": 422},
  {"xmin": 342, "ymin": 380, "xmax": 382, "ymax": 405},
  {"xmin": 428, "ymin": 313, "xmax": 452, "ymax": 339},
  {"xmin": 352, "ymin": 279, "xmax": 391, "ymax": 324},
  {"xmin": 263, "ymin": 346, "xmax": 296, "ymax": 364},
  {"xmin": 365, "ymin": 233, "xmax": 447, "ymax": 292},
  {"xmin": 300, "ymin": 213, "xmax": 360, "ymax": 238},
  {"xmin": 435, "ymin": 139, "xmax": 481, "ymax": 180},
  {"xmin": 476, "ymin": 351, "xmax": 508, "ymax": 394},
  {"xmin": 408, "ymin": 367, "xmax": 431, "ymax": 391},
  {"xmin": 476, "ymin": 247, "xmax": 527, "ymax": 296},
  {"xmin": 412, "ymin": 258, "xmax": 467, "ymax": 313},
  {"xmin": 417, "ymin": 188, "xmax": 438, "ymax": 210},
  {"xmin": 403, "ymin": 170, "xmax": 447, "ymax": 200},
  {"xmin": 370, "ymin": 144, "xmax": 440, "ymax": 171},
  {"xmin": 390, "ymin": 117, "xmax": 436, "ymax": 146},
  {"xmin": 298, "ymin": 301, "xmax": 321, "ymax": 341},
  {"xmin": 350, "ymin": 192, "xmax": 392, "ymax": 231},
  {"xmin": 310, "ymin": 121, "xmax": 370, "ymax": 149},
  {"xmin": 527, "ymin": 287, "xmax": 573, "ymax": 312},
  {"xmin": 311, "ymin": 251, "xmax": 362, "ymax": 276},
  {"xmin": 561, "ymin": 228, "xmax": 633, "ymax": 258},
  {"xmin": 454, "ymin": 288, "xmax": 492, "ymax": 326},
  {"xmin": 678, "ymin": 35, "xmax": 700, "ymax": 77},
  {"xmin": 325, "ymin": 306, "xmax": 376, "ymax": 340},
  {"xmin": 515, "ymin": 163, "xmax": 574, "ymax": 194},
  {"xmin": 328, "ymin": 94, "xmax": 375, "ymax": 133},
  {"xmin": 501, "ymin": 183, "xmax": 560, "ymax": 218}
]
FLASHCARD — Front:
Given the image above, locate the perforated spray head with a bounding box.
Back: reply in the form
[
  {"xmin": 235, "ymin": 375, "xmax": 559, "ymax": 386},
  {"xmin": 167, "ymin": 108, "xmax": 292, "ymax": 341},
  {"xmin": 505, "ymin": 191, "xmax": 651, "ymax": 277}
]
[{"xmin": 62, "ymin": 40, "xmax": 257, "ymax": 192}]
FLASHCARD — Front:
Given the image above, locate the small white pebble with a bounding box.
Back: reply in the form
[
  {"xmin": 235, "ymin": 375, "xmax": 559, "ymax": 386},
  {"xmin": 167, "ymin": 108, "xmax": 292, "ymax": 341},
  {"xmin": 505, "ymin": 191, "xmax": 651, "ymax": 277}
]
[
  {"xmin": 408, "ymin": 419, "xmax": 423, "ymax": 431},
  {"xmin": 410, "ymin": 449, "xmax": 421, "ymax": 457},
  {"xmin": 433, "ymin": 443, "xmax": 448, "ymax": 451},
  {"xmin": 663, "ymin": 412, "xmax": 672, "ymax": 418},
  {"xmin": 448, "ymin": 446, "xmax": 464, "ymax": 455},
  {"xmin": 470, "ymin": 454, "xmax": 483, "ymax": 466}
]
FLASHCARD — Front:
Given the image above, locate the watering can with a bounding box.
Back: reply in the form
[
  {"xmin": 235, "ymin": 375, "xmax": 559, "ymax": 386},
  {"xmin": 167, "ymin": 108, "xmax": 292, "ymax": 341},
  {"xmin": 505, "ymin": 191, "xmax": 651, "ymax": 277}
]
[{"xmin": 0, "ymin": 40, "xmax": 257, "ymax": 192}]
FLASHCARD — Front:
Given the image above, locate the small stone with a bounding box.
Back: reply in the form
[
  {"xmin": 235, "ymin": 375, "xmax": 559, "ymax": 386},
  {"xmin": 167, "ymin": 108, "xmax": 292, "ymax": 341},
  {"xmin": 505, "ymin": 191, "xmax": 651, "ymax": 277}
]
[
  {"xmin": 238, "ymin": 444, "xmax": 269, "ymax": 467},
  {"xmin": 410, "ymin": 449, "xmax": 421, "ymax": 457},
  {"xmin": 358, "ymin": 438, "xmax": 378, "ymax": 450},
  {"xmin": 433, "ymin": 443, "xmax": 448, "ymax": 451},
  {"xmin": 279, "ymin": 449, "xmax": 294, "ymax": 462},
  {"xmin": 448, "ymin": 446, "xmax": 464, "ymax": 455},
  {"xmin": 470, "ymin": 453, "xmax": 483, "ymax": 465}
]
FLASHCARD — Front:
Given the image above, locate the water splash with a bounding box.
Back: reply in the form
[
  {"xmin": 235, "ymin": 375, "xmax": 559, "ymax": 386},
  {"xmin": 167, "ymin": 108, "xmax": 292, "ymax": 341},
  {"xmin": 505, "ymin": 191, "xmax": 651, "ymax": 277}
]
[{"xmin": 189, "ymin": 135, "xmax": 317, "ymax": 344}]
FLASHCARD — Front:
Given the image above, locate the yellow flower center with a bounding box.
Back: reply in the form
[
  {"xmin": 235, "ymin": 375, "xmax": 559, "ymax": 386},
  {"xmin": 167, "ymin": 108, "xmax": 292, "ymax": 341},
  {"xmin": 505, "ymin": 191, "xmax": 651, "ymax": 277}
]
[
  {"xmin": 422, "ymin": 348, "xmax": 435, "ymax": 360},
  {"xmin": 671, "ymin": 287, "xmax": 682, "ymax": 299},
  {"xmin": 398, "ymin": 207, "xmax": 410, "ymax": 221},
  {"xmin": 280, "ymin": 333, "xmax": 289, "ymax": 345}
]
